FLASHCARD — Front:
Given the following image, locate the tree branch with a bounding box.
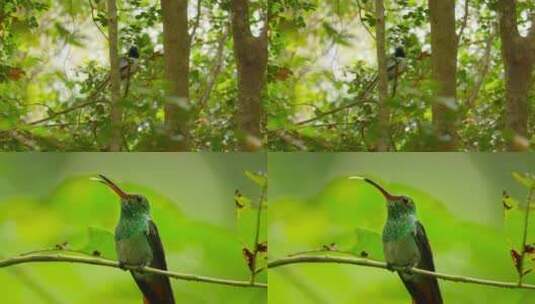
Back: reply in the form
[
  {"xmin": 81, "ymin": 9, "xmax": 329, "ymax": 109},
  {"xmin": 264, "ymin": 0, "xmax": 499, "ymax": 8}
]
[
  {"xmin": 457, "ymin": 0, "xmax": 469, "ymax": 44},
  {"xmin": 267, "ymin": 254, "xmax": 535, "ymax": 290},
  {"xmin": 189, "ymin": 0, "xmax": 202, "ymax": 42},
  {"xmin": 0, "ymin": 253, "xmax": 266, "ymax": 288},
  {"xmin": 197, "ymin": 27, "xmax": 229, "ymax": 113},
  {"xmin": 518, "ymin": 185, "xmax": 534, "ymax": 284},
  {"xmin": 26, "ymin": 100, "xmax": 104, "ymax": 126},
  {"xmin": 88, "ymin": 0, "xmax": 108, "ymax": 40},
  {"xmin": 249, "ymin": 179, "xmax": 267, "ymax": 284},
  {"xmin": 465, "ymin": 26, "xmax": 495, "ymax": 109}
]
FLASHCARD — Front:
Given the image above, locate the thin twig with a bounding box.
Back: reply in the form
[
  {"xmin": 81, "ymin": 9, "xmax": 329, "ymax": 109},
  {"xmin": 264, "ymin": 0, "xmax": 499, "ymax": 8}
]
[
  {"xmin": 457, "ymin": 0, "xmax": 469, "ymax": 44},
  {"xmin": 249, "ymin": 180, "xmax": 267, "ymax": 284},
  {"xmin": 0, "ymin": 253, "xmax": 267, "ymax": 288},
  {"xmin": 518, "ymin": 185, "xmax": 535, "ymax": 284},
  {"xmin": 356, "ymin": 0, "xmax": 375, "ymax": 40},
  {"xmin": 88, "ymin": 0, "xmax": 108, "ymax": 40},
  {"xmin": 26, "ymin": 100, "xmax": 105, "ymax": 126},
  {"xmin": 268, "ymin": 255, "xmax": 535, "ymax": 290},
  {"xmin": 189, "ymin": 0, "xmax": 202, "ymax": 42},
  {"xmin": 465, "ymin": 26, "xmax": 495, "ymax": 110},
  {"xmin": 197, "ymin": 27, "xmax": 229, "ymax": 113}
]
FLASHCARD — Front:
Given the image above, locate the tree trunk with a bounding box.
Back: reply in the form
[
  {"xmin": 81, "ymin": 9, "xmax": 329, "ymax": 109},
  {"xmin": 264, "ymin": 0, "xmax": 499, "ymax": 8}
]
[
  {"xmin": 107, "ymin": 0, "xmax": 121, "ymax": 151},
  {"xmin": 498, "ymin": 0, "xmax": 535, "ymax": 151},
  {"xmin": 428, "ymin": 0, "xmax": 458, "ymax": 151},
  {"xmin": 161, "ymin": 0, "xmax": 191, "ymax": 151},
  {"xmin": 230, "ymin": 0, "xmax": 268, "ymax": 151},
  {"xmin": 375, "ymin": 0, "xmax": 389, "ymax": 151}
]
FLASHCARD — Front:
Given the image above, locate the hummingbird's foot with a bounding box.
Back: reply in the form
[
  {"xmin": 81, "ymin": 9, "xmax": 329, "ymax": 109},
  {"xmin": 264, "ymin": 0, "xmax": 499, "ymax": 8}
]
[
  {"xmin": 118, "ymin": 262, "xmax": 128, "ymax": 271},
  {"xmin": 400, "ymin": 264, "xmax": 414, "ymax": 275},
  {"xmin": 385, "ymin": 263, "xmax": 396, "ymax": 272}
]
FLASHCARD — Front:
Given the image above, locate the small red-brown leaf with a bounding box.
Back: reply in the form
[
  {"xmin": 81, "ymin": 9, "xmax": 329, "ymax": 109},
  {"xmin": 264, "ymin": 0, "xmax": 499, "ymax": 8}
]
[
  {"xmin": 511, "ymin": 249, "xmax": 522, "ymax": 274},
  {"xmin": 55, "ymin": 241, "xmax": 69, "ymax": 250},
  {"xmin": 502, "ymin": 191, "xmax": 512, "ymax": 210},
  {"xmin": 234, "ymin": 189, "xmax": 244, "ymax": 209},
  {"xmin": 525, "ymin": 244, "xmax": 535, "ymax": 254},
  {"xmin": 242, "ymin": 248, "xmax": 254, "ymax": 271},
  {"xmin": 321, "ymin": 242, "xmax": 337, "ymax": 251},
  {"xmin": 256, "ymin": 242, "xmax": 267, "ymax": 253},
  {"xmin": 274, "ymin": 67, "xmax": 293, "ymax": 81},
  {"xmin": 8, "ymin": 67, "xmax": 25, "ymax": 80}
]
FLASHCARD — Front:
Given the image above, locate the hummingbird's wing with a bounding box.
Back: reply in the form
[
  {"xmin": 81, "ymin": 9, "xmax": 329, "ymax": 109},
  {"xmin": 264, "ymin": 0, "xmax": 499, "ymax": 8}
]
[
  {"xmin": 399, "ymin": 221, "xmax": 443, "ymax": 304},
  {"xmin": 132, "ymin": 220, "xmax": 175, "ymax": 304},
  {"xmin": 414, "ymin": 221, "xmax": 436, "ymax": 272}
]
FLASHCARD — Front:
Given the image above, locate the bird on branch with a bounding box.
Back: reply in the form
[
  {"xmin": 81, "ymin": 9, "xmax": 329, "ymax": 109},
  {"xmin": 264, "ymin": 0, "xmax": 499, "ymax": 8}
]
[
  {"xmin": 350, "ymin": 177, "xmax": 443, "ymax": 304},
  {"xmin": 93, "ymin": 46, "xmax": 140, "ymax": 97},
  {"xmin": 361, "ymin": 46, "xmax": 407, "ymax": 97},
  {"xmin": 95, "ymin": 175, "xmax": 175, "ymax": 304}
]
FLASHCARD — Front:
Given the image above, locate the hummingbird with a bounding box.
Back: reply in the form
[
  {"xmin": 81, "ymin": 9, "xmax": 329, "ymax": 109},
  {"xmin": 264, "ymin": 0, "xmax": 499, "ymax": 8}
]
[
  {"xmin": 95, "ymin": 174, "xmax": 175, "ymax": 304},
  {"xmin": 349, "ymin": 176, "xmax": 443, "ymax": 304}
]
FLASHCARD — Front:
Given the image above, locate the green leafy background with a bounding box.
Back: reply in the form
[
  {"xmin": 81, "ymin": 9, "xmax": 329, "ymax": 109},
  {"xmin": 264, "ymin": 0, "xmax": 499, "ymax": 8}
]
[
  {"xmin": 268, "ymin": 153, "xmax": 535, "ymax": 303},
  {"xmin": 0, "ymin": 153, "xmax": 267, "ymax": 303}
]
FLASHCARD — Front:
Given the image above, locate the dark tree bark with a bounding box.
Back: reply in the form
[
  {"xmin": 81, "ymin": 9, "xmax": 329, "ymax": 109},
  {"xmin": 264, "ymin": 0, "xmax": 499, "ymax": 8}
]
[
  {"xmin": 498, "ymin": 0, "xmax": 535, "ymax": 151},
  {"xmin": 230, "ymin": 0, "xmax": 268, "ymax": 151},
  {"xmin": 428, "ymin": 0, "xmax": 458, "ymax": 151},
  {"xmin": 161, "ymin": 0, "xmax": 191, "ymax": 151},
  {"xmin": 375, "ymin": 0, "xmax": 390, "ymax": 151},
  {"xmin": 107, "ymin": 0, "xmax": 121, "ymax": 151}
]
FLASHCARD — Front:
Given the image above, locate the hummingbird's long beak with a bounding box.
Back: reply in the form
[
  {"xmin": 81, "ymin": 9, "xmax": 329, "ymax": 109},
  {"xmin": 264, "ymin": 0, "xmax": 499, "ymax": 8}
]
[
  {"xmin": 93, "ymin": 174, "xmax": 128, "ymax": 199},
  {"xmin": 348, "ymin": 176, "xmax": 399, "ymax": 201}
]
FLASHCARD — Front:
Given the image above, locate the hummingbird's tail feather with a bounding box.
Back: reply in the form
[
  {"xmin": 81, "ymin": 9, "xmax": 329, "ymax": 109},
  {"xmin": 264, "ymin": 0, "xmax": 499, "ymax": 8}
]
[
  {"xmin": 399, "ymin": 273, "xmax": 443, "ymax": 304},
  {"xmin": 132, "ymin": 272, "xmax": 175, "ymax": 304}
]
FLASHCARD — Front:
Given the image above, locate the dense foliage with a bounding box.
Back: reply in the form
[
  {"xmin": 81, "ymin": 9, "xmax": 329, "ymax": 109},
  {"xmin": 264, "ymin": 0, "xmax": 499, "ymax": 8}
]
[
  {"xmin": 267, "ymin": 0, "xmax": 535, "ymax": 151},
  {"xmin": 0, "ymin": 0, "xmax": 265, "ymax": 151}
]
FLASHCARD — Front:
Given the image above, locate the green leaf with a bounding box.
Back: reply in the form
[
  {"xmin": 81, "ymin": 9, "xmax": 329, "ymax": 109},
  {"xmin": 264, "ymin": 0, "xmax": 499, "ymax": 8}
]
[
  {"xmin": 512, "ymin": 172, "xmax": 535, "ymax": 189},
  {"xmin": 245, "ymin": 171, "xmax": 267, "ymax": 188}
]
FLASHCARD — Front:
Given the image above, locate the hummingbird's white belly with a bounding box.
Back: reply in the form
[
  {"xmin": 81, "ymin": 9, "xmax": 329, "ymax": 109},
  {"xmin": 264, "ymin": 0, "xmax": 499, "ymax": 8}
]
[
  {"xmin": 383, "ymin": 233, "xmax": 420, "ymax": 267},
  {"xmin": 116, "ymin": 233, "xmax": 153, "ymax": 266}
]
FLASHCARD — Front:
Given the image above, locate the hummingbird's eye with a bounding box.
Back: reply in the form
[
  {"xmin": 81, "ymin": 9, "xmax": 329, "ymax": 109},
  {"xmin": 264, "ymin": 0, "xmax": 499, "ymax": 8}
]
[{"xmin": 401, "ymin": 197, "xmax": 409, "ymax": 205}]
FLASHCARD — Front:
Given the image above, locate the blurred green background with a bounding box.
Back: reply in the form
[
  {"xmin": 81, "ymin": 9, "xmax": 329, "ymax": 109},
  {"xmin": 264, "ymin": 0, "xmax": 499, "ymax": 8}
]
[
  {"xmin": 268, "ymin": 153, "xmax": 535, "ymax": 304},
  {"xmin": 0, "ymin": 153, "xmax": 267, "ymax": 303}
]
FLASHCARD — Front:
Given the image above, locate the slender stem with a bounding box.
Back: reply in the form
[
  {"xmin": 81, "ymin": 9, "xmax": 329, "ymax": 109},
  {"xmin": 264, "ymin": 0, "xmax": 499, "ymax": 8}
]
[
  {"xmin": 519, "ymin": 185, "xmax": 534, "ymax": 284},
  {"xmin": 268, "ymin": 255, "xmax": 535, "ymax": 290},
  {"xmin": 250, "ymin": 181, "xmax": 267, "ymax": 284},
  {"xmin": 0, "ymin": 254, "xmax": 266, "ymax": 288}
]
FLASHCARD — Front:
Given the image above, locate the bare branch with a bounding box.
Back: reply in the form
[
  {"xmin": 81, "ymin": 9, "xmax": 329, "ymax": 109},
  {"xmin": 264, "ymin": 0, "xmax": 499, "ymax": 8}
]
[
  {"xmin": 0, "ymin": 253, "xmax": 266, "ymax": 288},
  {"xmin": 197, "ymin": 28, "xmax": 229, "ymax": 112},
  {"xmin": 518, "ymin": 185, "xmax": 535, "ymax": 284},
  {"xmin": 26, "ymin": 100, "xmax": 104, "ymax": 126},
  {"xmin": 189, "ymin": 0, "xmax": 202, "ymax": 42},
  {"xmin": 249, "ymin": 179, "xmax": 267, "ymax": 284},
  {"xmin": 457, "ymin": 0, "xmax": 469, "ymax": 44},
  {"xmin": 465, "ymin": 26, "xmax": 495, "ymax": 109},
  {"xmin": 268, "ymin": 255, "xmax": 535, "ymax": 290},
  {"xmin": 88, "ymin": 0, "xmax": 108, "ymax": 40}
]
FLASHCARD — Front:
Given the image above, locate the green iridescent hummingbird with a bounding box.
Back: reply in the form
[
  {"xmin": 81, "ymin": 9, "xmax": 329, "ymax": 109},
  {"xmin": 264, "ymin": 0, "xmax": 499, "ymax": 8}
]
[
  {"xmin": 350, "ymin": 176, "xmax": 443, "ymax": 304},
  {"xmin": 95, "ymin": 174, "xmax": 175, "ymax": 304}
]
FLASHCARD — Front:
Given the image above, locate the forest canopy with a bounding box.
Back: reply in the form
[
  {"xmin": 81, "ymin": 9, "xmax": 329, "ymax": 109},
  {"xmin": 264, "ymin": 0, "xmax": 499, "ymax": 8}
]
[
  {"xmin": 0, "ymin": 0, "xmax": 267, "ymax": 151},
  {"xmin": 268, "ymin": 0, "xmax": 535, "ymax": 151}
]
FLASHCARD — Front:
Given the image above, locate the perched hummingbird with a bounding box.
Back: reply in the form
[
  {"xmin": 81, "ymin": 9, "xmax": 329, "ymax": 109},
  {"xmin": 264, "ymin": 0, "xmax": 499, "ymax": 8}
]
[
  {"xmin": 350, "ymin": 177, "xmax": 443, "ymax": 304},
  {"xmin": 95, "ymin": 174, "xmax": 175, "ymax": 304}
]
